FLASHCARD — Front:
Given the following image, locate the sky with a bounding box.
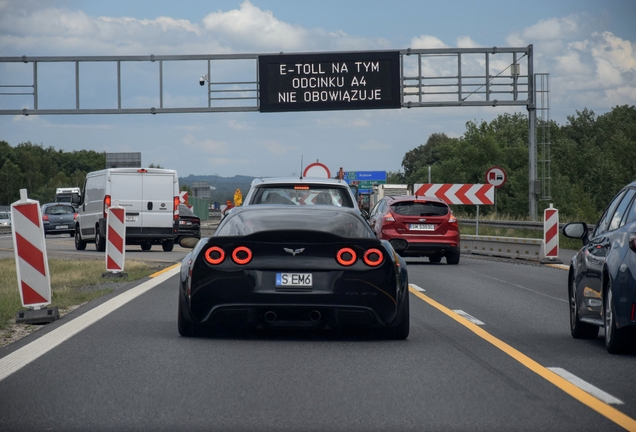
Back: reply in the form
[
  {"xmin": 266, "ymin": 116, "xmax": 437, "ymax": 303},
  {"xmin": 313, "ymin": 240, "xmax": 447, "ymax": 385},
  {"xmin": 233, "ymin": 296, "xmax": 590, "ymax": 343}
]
[{"xmin": 0, "ymin": 0, "xmax": 634, "ymax": 179}]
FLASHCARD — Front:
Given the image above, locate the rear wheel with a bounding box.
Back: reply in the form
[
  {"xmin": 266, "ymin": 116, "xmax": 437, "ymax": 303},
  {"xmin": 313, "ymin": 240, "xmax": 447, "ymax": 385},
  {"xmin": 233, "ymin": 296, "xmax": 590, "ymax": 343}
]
[
  {"xmin": 178, "ymin": 291, "xmax": 200, "ymax": 337},
  {"xmin": 162, "ymin": 239, "xmax": 174, "ymax": 252},
  {"xmin": 95, "ymin": 227, "xmax": 106, "ymax": 252},
  {"xmin": 74, "ymin": 228, "xmax": 86, "ymax": 251},
  {"xmin": 569, "ymin": 275, "xmax": 599, "ymax": 339},
  {"xmin": 141, "ymin": 243, "xmax": 152, "ymax": 251},
  {"xmin": 429, "ymin": 255, "xmax": 442, "ymax": 263},
  {"xmin": 605, "ymin": 283, "xmax": 631, "ymax": 354},
  {"xmin": 387, "ymin": 291, "xmax": 410, "ymax": 340},
  {"xmin": 446, "ymin": 251, "xmax": 460, "ymax": 265}
]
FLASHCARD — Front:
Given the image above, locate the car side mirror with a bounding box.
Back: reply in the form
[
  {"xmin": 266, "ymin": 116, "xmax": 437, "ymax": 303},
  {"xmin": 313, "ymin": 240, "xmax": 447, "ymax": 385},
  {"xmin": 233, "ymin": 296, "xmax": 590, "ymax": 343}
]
[
  {"xmin": 360, "ymin": 209, "xmax": 369, "ymax": 220},
  {"xmin": 562, "ymin": 222, "xmax": 589, "ymax": 245},
  {"xmin": 179, "ymin": 237, "xmax": 200, "ymax": 249}
]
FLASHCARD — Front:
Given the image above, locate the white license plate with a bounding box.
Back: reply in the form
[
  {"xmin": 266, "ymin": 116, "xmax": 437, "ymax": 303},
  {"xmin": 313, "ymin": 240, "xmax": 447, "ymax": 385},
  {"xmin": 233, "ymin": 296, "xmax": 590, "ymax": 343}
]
[
  {"xmin": 276, "ymin": 273, "xmax": 312, "ymax": 287},
  {"xmin": 56, "ymin": 225, "xmax": 68, "ymax": 229},
  {"xmin": 410, "ymin": 224, "xmax": 435, "ymax": 231},
  {"xmin": 126, "ymin": 216, "xmax": 137, "ymax": 222}
]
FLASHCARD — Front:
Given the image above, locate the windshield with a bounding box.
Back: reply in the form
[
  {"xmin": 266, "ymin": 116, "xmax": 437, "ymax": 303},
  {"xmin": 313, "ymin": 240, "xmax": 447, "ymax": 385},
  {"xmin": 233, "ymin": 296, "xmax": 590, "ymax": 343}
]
[
  {"xmin": 391, "ymin": 201, "xmax": 449, "ymax": 216},
  {"xmin": 45, "ymin": 205, "xmax": 76, "ymax": 215},
  {"xmin": 251, "ymin": 186, "xmax": 354, "ymax": 208}
]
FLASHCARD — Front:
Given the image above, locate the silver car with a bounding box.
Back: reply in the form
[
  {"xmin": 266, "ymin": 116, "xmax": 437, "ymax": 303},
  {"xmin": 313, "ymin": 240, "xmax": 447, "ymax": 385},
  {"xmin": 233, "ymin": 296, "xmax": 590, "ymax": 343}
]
[
  {"xmin": 242, "ymin": 177, "xmax": 358, "ymax": 209},
  {"xmin": 0, "ymin": 211, "xmax": 10, "ymax": 229},
  {"xmin": 42, "ymin": 203, "xmax": 77, "ymax": 237}
]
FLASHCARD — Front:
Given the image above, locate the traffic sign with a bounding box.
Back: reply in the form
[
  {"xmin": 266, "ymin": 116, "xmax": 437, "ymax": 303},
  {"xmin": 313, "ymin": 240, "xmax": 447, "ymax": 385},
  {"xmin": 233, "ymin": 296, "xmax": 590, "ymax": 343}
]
[
  {"xmin": 303, "ymin": 162, "xmax": 331, "ymax": 178},
  {"xmin": 414, "ymin": 184, "xmax": 494, "ymax": 205},
  {"xmin": 485, "ymin": 166, "xmax": 507, "ymax": 188}
]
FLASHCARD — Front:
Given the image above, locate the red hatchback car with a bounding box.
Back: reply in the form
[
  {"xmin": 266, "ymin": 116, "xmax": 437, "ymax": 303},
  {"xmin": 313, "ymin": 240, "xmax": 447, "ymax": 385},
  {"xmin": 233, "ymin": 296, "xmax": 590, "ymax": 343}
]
[{"xmin": 368, "ymin": 195, "xmax": 461, "ymax": 264}]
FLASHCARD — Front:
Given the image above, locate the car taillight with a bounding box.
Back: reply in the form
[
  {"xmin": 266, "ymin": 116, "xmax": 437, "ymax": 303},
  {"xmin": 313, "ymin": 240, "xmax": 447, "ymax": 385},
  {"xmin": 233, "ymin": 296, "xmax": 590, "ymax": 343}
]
[
  {"xmin": 205, "ymin": 246, "xmax": 225, "ymax": 265},
  {"xmin": 42, "ymin": 214, "xmax": 49, "ymax": 221},
  {"xmin": 363, "ymin": 248, "xmax": 384, "ymax": 267},
  {"xmin": 73, "ymin": 213, "xmax": 78, "ymax": 220},
  {"xmin": 448, "ymin": 215, "xmax": 458, "ymax": 229},
  {"xmin": 173, "ymin": 196, "xmax": 179, "ymax": 221},
  {"xmin": 631, "ymin": 303, "xmax": 636, "ymax": 321},
  {"xmin": 384, "ymin": 212, "xmax": 395, "ymax": 224},
  {"xmin": 103, "ymin": 195, "xmax": 111, "ymax": 219},
  {"xmin": 336, "ymin": 248, "xmax": 357, "ymax": 266},
  {"xmin": 232, "ymin": 246, "xmax": 253, "ymax": 265}
]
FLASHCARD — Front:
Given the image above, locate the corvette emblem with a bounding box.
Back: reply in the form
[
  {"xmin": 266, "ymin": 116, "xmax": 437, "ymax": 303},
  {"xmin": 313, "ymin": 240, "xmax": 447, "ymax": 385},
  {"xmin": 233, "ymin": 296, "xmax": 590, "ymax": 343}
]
[
  {"xmin": 418, "ymin": 218, "xmax": 427, "ymax": 222},
  {"xmin": 284, "ymin": 248, "xmax": 305, "ymax": 256}
]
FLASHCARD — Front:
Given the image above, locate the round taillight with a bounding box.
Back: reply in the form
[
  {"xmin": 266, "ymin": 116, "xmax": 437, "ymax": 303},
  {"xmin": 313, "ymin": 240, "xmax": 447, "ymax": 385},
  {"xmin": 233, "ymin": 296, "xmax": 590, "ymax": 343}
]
[
  {"xmin": 336, "ymin": 248, "xmax": 357, "ymax": 266},
  {"xmin": 232, "ymin": 246, "xmax": 253, "ymax": 265},
  {"xmin": 363, "ymin": 248, "xmax": 384, "ymax": 267},
  {"xmin": 205, "ymin": 246, "xmax": 225, "ymax": 265}
]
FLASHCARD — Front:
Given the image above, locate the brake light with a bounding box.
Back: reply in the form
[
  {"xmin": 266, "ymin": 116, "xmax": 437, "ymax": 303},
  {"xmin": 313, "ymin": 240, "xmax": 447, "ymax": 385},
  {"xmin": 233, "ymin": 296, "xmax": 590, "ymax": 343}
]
[
  {"xmin": 384, "ymin": 213, "xmax": 395, "ymax": 224},
  {"xmin": 294, "ymin": 185, "xmax": 309, "ymax": 190},
  {"xmin": 232, "ymin": 246, "xmax": 253, "ymax": 265},
  {"xmin": 631, "ymin": 303, "xmax": 636, "ymax": 321},
  {"xmin": 103, "ymin": 195, "xmax": 111, "ymax": 219},
  {"xmin": 42, "ymin": 214, "xmax": 49, "ymax": 221},
  {"xmin": 73, "ymin": 213, "xmax": 78, "ymax": 220},
  {"xmin": 173, "ymin": 196, "xmax": 180, "ymax": 221},
  {"xmin": 336, "ymin": 248, "xmax": 357, "ymax": 266},
  {"xmin": 137, "ymin": 169, "xmax": 147, "ymax": 173},
  {"xmin": 205, "ymin": 246, "xmax": 225, "ymax": 265},
  {"xmin": 363, "ymin": 248, "xmax": 384, "ymax": 267}
]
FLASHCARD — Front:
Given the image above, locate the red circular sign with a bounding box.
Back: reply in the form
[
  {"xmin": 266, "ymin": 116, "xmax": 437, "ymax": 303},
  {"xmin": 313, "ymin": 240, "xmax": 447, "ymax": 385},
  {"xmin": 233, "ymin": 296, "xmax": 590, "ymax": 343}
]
[
  {"xmin": 303, "ymin": 162, "xmax": 331, "ymax": 178},
  {"xmin": 485, "ymin": 166, "xmax": 507, "ymax": 188}
]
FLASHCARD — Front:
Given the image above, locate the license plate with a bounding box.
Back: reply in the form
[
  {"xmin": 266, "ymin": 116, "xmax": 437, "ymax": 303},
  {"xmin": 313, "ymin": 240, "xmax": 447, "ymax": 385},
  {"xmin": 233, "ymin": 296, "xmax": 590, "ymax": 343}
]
[
  {"xmin": 276, "ymin": 273, "xmax": 312, "ymax": 287},
  {"xmin": 410, "ymin": 224, "xmax": 434, "ymax": 231},
  {"xmin": 126, "ymin": 216, "xmax": 137, "ymax": 222},
  {"xmin": 56, "ymin": 225, "xmax": 68, "ymax": 229}
]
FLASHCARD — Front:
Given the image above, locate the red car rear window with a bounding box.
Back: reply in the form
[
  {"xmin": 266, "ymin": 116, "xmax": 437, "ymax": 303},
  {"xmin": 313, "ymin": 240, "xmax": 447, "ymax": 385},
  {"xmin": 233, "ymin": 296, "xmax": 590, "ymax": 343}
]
[{"xmin": 391, "ymin": 201, "xmax": 448, "ymax": 216}]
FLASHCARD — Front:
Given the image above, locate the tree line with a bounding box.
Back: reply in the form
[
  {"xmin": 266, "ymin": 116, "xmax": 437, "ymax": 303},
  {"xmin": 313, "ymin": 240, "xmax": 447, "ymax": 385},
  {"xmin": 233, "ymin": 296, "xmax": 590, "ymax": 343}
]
[{"xmin": 391, "ymin": 105, "xmax": 636, "ymax": 223}]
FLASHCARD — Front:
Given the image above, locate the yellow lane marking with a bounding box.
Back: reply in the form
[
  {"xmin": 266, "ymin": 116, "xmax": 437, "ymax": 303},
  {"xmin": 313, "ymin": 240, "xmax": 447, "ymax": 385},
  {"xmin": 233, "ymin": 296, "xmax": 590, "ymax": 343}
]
[
  {"xmin": 150, "ymin": 263, "xmax": 180, "ymax": 277},
  {"xmin": 408, "ymin": 286, "xmax": 636, "ymax": 431},
  {"xmin": 546, "ymin": 263, "xmax": 569, "ymax": 270}
]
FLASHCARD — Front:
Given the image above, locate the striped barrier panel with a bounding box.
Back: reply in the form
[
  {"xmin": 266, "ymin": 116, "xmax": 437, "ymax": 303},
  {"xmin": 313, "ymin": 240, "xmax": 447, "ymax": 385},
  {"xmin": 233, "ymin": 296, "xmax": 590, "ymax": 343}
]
[{"xmin": 106, "ymin": 205, "xmax": 126, "ymax": 273}]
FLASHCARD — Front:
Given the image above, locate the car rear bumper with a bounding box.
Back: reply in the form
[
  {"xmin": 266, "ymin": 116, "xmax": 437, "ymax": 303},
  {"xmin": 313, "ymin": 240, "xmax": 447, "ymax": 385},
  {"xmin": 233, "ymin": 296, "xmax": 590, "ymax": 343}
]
[{"xmin": 388, "ymin": 238, "xmax": 460, "ymax": 257}]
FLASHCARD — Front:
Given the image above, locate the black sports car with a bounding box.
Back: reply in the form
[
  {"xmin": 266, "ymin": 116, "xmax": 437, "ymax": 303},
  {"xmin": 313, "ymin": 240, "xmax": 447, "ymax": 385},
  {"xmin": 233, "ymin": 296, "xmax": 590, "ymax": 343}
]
[{"xmin": 178, "ymin": 205, "xmax": 409, "ymax": 339}]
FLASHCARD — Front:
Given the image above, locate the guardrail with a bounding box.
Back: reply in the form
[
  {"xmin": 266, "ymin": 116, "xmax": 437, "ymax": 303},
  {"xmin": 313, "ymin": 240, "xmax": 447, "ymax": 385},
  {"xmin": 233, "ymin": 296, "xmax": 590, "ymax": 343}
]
[
  {"xmin": 460, "ymin": 234, "xmax": 544, "ymax": 261},
  {"xmin": 459, "ymin": 219, "xmax": 595, "ymax": 231}
]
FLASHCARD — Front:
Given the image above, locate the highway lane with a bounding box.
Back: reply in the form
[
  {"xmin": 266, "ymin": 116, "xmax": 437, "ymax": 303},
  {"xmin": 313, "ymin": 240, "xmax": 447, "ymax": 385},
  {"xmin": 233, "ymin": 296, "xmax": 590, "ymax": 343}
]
[{"xmin": 1, "ymin": 256, "xmax": 634, "ymax": 431}]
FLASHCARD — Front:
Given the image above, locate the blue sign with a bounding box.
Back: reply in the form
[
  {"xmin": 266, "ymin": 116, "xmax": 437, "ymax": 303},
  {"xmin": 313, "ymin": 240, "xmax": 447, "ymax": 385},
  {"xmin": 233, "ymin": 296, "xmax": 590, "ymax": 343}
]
[{"xmin": 344, "ymin": 171, "xmax": 386, "ymax": 181}]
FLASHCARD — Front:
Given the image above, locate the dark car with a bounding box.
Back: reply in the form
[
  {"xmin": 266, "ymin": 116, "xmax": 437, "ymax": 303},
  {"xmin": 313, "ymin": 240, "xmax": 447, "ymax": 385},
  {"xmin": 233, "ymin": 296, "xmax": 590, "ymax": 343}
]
[
  {"xmin": 42, "ymin": 203, "xmax": 77, "ymax": 237},
  {"xmin": 178, "ymin": 204, "xmax": 201, "ymax": 240},
  {"xmin": 563, "ymin": 180, "xmax": 636, "ymax": 354},
  {"xmin": 368, "ymin": 195, "xmax": 460, "ymax": 264},
  {"xmin": 177, "ymin": 205, "xmax": 409, "ymax": 339}
]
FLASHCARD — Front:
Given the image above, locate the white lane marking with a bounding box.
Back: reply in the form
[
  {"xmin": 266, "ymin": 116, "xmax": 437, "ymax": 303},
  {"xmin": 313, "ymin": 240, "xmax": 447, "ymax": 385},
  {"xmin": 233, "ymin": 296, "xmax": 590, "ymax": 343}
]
[
  {"xmin": 470, "ymin": 271, "xmax": 567, "ymax": 303},
  {"xmin": 0, "ymin": 266, "xmax": 180, "ymax": 383},
  {"xmin": 548, "ymin": 367, "xmax": 624, "ymax": 405},
  {"xmin": 409, "ymin": 284, "xmax": 425, "ymax": 292},
  {"xmin": 452, "ymin": 310, "xmax": 485, "ymax": 325}
]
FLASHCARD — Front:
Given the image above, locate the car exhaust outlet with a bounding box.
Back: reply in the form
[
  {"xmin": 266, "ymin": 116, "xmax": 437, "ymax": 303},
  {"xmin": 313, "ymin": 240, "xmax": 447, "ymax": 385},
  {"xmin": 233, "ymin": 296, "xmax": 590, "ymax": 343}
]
[
  {"xmin": 440, "ymin": 249, "xmax": 446, "ymax": 255},
  {"xmin": 310, "ymin": 310, "xmax": 321, "ymax": 321},
  {"xmin": 264, "ymin": 311, "xmax": 277, "ymax": 322}
]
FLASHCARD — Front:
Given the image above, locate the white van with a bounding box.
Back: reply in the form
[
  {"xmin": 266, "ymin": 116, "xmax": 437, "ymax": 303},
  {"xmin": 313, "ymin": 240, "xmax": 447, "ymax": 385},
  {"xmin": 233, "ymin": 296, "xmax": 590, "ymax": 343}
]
[{"xmin": 75, "ymin": 168, "xmax": 180, "ymax": 252}]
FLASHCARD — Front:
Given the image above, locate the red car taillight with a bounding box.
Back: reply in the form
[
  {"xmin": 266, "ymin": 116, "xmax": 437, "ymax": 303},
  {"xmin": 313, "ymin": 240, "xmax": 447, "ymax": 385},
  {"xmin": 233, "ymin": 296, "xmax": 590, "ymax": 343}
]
[
  {"xmin": 383, "ymin": 212, "xmax": 395, "ymax": 224},
  {"xmin": 205, "ymin": 246, "xmax": 225, "ymax": 265},
  {"xmin": 42, "ymin": 214, "xmax": 49, "ymax": 221},
  {"xmin": 448, "ymin": 214, "xmax": 458, "ymax": 229},
  {"xmin": 232, "ymin": 246, "xmax": 253, "ymax": 265},
  {"xmin": 103, "ymin": 195, "xmax": 111, "ymax": 219},
  {"xmin": 336, "ymin": 248, "xmax": 357, "ymax": 266},
  {"xmin": 363, "ymin": 248, "xmax": 384, "ymax": 267},
  {"xmin": 173, "ymin": 196, "xmax": 179, "ymax": 221}
]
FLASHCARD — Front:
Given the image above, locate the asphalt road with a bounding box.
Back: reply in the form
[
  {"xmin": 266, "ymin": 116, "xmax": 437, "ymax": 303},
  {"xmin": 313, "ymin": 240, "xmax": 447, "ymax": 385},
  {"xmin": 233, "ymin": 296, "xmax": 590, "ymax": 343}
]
[{"xmin": 1, "ymin": 247, "xmax": 635, "ymax": 431}]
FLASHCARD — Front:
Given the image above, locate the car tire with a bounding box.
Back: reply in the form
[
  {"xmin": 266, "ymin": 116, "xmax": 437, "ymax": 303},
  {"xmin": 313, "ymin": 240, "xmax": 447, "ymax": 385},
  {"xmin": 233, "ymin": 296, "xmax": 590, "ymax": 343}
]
[
  {"xmin": 387, "ymin": 291, "xmax": 410, "ymax": 340},
  {"xmin": 446, "ymin": 251, "xmax": 460, "ymax": 265},
  {"xmin": 429, "ymin": 255, "xmax": 442, "ymax": 263},
  {"xmin": 95, "ymin": 228, "xmax": 106, "ymax": 252},
  {"xmin": 69, "ymin": 232, "xmax": 74, "ymax": 237},
  {"xmin": 178, "ymin": 291, "xmax": 200, "ymax": 337},
  {"xmin": 604, "ymin": 283, "xmax": 631, "ymax": 354},
  {"xmin": 162, "ymin": 239, "xmax": 174, "ymax": 252},
  {"xmin": 569, "ymin": 275, "xmax": 599, "ymax": 339},
  {"xmin": 141, "ymin": 243, "xmax": 152, "ymax": 251},
  {"xmin": 74, "ymin": 228, "xmax": 86, "ymax": 251}
]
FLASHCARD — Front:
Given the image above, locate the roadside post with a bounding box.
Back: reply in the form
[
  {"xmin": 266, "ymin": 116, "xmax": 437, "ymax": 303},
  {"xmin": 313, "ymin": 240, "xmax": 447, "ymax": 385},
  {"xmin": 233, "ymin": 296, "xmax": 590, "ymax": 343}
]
[
  {"xmin": 541, "ymin": 203, "xmax": 562, "ymax": 264},
  {"xmin": 11, "ymin": 189, "xmax": 59, "ymax": 324},
  {"xmin": 104, "ymin": 202, "xmax": 127, "ymax": 277}
]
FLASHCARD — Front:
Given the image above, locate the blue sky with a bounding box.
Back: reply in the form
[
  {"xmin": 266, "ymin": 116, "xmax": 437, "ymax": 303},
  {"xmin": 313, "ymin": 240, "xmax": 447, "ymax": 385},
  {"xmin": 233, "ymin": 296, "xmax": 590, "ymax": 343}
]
[{"xmin": 1, "ymin": 0, "xmax": 634, "ymax": 178}]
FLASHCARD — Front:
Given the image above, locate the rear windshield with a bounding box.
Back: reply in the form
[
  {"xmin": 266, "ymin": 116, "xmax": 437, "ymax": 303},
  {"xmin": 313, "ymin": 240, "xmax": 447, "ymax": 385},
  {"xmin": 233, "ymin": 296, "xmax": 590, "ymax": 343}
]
[
  {"xmin": 391, "ymin": 201, "xmax": 449, "ymax": 216},
  {"xmin": 250, "ymin": 186, "xmax": 354, "ymax": 208},
  {"xmin": 179, "ymin": 205, "xmax": 196, "ymax": 217},
  {"xmin": 217, "ymin": 209, "xmax": 374, "ymax": 238},
  {"xmin": 45, "ymin": 205, "xmax": 75, "ymax": 215}
]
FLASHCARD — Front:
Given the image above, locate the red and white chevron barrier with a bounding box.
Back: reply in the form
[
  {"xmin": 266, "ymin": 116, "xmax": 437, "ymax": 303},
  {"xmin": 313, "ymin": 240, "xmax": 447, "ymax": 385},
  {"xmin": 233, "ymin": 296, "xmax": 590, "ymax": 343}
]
[
  {"xmin": 414, "ymin": 183, "xmax": 494, "ymax": 205},
  {"xmin": 106, "ymin": 205, "xmax": 126, "ymax": 272},
  {"xmin": 543, "ymin": 204, "xmax": 559, "ymax": 258},
  {"xmin": 11, "ymin": 189, "xmax": 51, "ymax": 309}
]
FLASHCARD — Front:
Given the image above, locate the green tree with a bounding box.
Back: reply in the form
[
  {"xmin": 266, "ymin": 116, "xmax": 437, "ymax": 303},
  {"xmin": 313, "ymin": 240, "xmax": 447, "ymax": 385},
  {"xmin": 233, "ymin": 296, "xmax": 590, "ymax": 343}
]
[{"xmin": 0, "ymin": 159, "xmax": 24, "ymax": 205}]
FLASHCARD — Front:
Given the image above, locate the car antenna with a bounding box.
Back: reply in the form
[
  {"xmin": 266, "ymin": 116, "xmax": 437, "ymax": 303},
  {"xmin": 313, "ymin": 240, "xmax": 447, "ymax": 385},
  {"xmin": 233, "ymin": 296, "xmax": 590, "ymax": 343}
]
[{"xmin": 299, "ymin": 155, "xmax": 304, "ymax": 179}]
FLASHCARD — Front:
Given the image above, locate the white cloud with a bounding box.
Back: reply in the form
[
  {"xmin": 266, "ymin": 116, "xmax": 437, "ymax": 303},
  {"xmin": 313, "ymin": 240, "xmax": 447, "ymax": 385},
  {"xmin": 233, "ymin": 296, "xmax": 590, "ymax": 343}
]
[
  {"xmin": 181, "ymin": 134, "xmax": 229, "ymax": 154},
  {"xmin": 456, "ymin": 36, "xmax": 481, "ymax": 48},
  {"xmin": 260, "ymin": 141, "xmax": 296, "ymax": 155},
  {"xmin": 410, "ymin": 35, "xmax": 447, "ymax": 49},
  {"xmin": 227, "ymin": 120, "xmax": 251, "ymax": 130},
  {"xmin": 357, "ymin": 140, "xmax": 390, "ymax": 151}
]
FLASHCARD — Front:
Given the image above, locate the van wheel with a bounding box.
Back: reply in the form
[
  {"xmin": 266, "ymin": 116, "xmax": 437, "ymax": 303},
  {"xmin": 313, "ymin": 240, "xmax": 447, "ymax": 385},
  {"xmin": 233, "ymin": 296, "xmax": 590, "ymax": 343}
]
[
  {"xmin": 75, "ymin": 228, "xmax": 86, "ymax": 250},
  {"xmin": 141, "ymin": 243, "xmax": 152, "ymax": 251},
  {"xmin": 162, "ymin": 239, "xmax": 174, "ymax": 252},
  {"xmin": 95, "ymin": 229, "xmax": 106, "ymax": 252}
]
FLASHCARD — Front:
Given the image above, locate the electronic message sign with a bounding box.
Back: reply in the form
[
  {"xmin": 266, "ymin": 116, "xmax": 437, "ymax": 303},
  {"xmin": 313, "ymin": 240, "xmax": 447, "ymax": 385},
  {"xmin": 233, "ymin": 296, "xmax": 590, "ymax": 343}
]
[{"xmin": 259, "ymin": 51, "xmax": 400, "ymax": 112}]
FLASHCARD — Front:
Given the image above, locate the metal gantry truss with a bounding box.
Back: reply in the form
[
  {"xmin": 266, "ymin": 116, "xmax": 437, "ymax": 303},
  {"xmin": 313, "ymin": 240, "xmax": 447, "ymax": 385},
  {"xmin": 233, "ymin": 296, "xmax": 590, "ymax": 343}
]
[{"xmin": 0, "ymin": 46, "xmax": 545, "ymax": 218}]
